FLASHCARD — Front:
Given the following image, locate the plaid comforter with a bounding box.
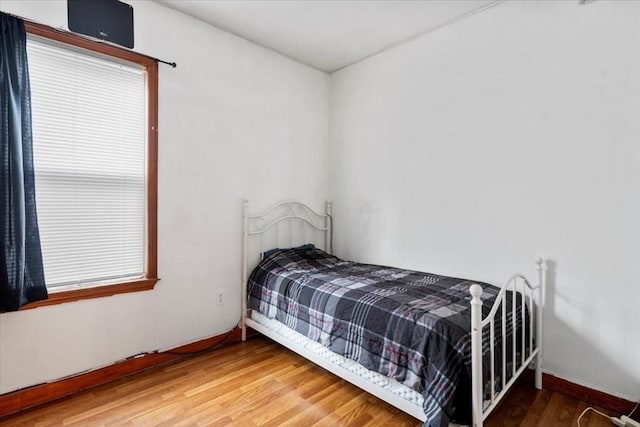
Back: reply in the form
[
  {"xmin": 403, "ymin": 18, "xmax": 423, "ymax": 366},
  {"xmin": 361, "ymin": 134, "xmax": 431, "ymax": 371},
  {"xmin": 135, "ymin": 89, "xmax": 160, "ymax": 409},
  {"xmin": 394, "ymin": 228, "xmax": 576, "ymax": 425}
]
[{"xmin": 247, "ymin": 247, "xmax": 526, "ymax": 426}]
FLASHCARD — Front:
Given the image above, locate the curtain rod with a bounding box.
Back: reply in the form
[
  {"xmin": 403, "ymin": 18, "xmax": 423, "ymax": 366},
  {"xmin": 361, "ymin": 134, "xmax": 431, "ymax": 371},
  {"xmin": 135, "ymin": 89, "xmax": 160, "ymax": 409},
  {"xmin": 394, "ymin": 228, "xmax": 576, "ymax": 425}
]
[
  {"xmin": 156, "ymin": 58, "xmax": 177, "ymax": 68},
  {"xmin": 3, "ymin": 11, "xmax": 177, "ymax": 68}
]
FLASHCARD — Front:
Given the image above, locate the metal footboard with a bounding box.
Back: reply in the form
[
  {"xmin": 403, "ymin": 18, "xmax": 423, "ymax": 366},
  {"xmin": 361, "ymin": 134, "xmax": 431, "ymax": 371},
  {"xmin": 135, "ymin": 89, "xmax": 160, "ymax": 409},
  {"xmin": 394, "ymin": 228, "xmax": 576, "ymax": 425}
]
[{"xmin": 470, "ymin": 258, "xmax": 545, "ymax": 427}]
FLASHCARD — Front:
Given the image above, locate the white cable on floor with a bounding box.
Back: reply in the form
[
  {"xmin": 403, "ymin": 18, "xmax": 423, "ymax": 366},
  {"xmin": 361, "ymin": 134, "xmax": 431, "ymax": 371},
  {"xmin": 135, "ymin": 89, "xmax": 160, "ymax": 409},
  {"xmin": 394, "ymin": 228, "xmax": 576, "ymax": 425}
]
[{"xmin": 576, "ymin": 406, "xmax": 614, "ymax": 427}]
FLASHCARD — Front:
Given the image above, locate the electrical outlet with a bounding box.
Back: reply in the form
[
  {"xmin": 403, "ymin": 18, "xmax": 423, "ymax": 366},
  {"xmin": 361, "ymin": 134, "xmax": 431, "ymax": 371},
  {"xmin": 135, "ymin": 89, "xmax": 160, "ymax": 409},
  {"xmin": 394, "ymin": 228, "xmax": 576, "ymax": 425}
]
[{"xmin": 216, "ymin": 290, "xmax": 224, "ymax": 306}]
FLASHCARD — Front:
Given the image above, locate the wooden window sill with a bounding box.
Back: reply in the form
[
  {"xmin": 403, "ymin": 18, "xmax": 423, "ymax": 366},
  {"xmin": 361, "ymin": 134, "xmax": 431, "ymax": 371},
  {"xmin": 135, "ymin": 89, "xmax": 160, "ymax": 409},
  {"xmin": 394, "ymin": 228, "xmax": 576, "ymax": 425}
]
[{"xmin": 14, "ymin": 278, "xmax": 160, "ymax": 311}]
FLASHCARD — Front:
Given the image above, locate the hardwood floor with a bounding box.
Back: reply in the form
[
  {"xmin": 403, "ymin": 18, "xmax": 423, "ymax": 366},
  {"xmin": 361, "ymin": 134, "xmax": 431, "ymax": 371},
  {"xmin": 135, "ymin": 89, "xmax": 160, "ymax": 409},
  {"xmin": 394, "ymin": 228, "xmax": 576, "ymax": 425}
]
[{"xmin": 0, "ymin": 336, "xmax": 619, "ymax": 427}]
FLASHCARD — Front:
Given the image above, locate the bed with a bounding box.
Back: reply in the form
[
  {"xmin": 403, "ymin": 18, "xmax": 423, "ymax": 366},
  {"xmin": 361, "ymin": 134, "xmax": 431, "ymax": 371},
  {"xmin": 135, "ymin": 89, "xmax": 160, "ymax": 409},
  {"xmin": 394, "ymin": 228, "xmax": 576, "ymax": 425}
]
[{"xmin": 241, "ymin": 200, "xmax": 544, "ymax": 427}]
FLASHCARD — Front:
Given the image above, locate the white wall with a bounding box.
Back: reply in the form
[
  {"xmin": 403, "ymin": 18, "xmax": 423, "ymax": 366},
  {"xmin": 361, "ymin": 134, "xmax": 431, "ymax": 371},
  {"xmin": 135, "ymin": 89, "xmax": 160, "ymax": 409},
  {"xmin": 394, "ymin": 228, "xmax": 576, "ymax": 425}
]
[
  {"xmin": 0, "ymin": 0, "xmax": 329, "ymax": 393},
  {"xmin": 330, "ymin": 1, "xmax": 640, "ymax": 400}
]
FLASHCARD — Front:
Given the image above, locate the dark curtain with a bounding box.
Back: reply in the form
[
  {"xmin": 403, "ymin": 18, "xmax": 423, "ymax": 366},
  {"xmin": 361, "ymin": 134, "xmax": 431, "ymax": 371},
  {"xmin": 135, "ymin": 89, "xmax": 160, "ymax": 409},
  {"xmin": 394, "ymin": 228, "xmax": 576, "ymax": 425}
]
[{"xmin": 0, "ymin": 12, "xmax": 47, "ymax": 311}]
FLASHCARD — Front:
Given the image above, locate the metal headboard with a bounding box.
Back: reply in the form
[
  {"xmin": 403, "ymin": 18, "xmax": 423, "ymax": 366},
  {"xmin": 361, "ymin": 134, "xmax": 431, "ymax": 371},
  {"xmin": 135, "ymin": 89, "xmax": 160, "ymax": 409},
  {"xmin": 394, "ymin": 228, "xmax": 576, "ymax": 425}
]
[{"xmin": 240, "ymin": 200, "xmax": 332, "ymax": 340}]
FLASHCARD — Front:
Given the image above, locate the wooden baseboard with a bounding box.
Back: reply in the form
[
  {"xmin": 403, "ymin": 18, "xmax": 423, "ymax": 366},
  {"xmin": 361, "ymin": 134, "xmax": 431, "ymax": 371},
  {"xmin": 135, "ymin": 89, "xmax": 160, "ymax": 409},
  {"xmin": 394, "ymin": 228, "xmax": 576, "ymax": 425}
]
[
  {"xmin": 520, "ymin": 370, "xmax": 638, "ymax": 418},
  {"xmin": 0, "ymin": 328, "xmax": 244, "ymax": 418},
  {"xmin": 543, "ymin": 372, "xmax": 638, "ymax": 419}
]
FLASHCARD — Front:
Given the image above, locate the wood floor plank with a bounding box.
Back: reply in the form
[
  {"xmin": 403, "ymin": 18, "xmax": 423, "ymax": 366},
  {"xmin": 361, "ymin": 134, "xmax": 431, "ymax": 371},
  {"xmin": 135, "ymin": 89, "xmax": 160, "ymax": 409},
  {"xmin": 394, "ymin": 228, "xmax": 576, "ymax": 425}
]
[
  {"xmin": 485, "ymin": 382, "xmax": 537, "ymax": 427},
  {"xmin": 519, "ymin": 387, "xmax": 552, "ymax": 427},
  {"xmin": 0, "ymin": 337, "xmax": 625, "ymax": 427},
  {"xmin": 537, "ymin": 392, "xmax": 580, "ymax": 427}
]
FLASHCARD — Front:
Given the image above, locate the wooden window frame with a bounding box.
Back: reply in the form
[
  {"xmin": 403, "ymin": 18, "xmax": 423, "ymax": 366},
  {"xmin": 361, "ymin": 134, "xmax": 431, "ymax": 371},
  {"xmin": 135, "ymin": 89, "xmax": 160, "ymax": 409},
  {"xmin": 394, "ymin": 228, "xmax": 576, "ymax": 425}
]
[{"xmin": 20, "ymin": 21, "xmax": 159, "ymax": 310}]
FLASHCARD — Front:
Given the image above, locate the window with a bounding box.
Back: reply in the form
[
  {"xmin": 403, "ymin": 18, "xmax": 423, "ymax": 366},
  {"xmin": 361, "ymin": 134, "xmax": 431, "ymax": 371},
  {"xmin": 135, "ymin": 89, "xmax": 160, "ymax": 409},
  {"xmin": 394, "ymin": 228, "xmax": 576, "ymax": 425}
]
[{"xmin": 21, "ymin": 22, "xmax": 158, "ymax": 308}]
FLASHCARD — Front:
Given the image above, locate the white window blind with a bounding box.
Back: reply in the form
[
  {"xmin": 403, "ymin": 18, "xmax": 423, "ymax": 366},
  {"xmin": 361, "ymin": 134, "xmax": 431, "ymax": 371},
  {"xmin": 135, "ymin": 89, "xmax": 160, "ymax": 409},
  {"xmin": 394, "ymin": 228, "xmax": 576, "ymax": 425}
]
[{"xmin": 27, "ymin": 37, "xmax": 147, "ymax": 289}]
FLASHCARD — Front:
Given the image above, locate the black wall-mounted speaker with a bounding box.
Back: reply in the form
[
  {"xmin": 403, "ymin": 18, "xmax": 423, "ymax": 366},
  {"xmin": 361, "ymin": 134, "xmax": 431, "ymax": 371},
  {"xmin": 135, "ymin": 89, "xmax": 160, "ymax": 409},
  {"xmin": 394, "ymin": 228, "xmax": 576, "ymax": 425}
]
[{"xmin": 68, "ymin": 0, "xmax": 134, "ymax": 49}]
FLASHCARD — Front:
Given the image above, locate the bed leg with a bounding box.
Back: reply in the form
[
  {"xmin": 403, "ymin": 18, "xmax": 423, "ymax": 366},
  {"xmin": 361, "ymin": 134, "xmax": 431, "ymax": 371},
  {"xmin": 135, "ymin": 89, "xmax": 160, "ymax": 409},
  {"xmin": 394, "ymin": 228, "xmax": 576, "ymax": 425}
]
[
  {"xmin": 242, "ymin": 199, "xmax": 249, "ymax": 342},
  {"xmin": 242, "ymin": 317, "xmax": 247, "ymax": 342},
  {"xmin": 534, "ymin": 257, "xmax": 545, "ymax": 389},
  {"xmin": 470, "ymin": 284, "xmax": 484, "ymax": 427},
  {"xmin": 535, "ymin": 347, "xmax": 542, "ymax": 389}
]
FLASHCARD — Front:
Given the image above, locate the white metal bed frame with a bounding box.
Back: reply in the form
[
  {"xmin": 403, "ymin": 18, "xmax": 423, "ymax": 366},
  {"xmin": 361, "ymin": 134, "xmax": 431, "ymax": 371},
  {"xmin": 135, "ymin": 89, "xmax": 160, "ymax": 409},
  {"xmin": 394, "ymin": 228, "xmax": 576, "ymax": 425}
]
[{"xmin": 241, "ymin": 200, "xmax": 544, "ymax": 427}]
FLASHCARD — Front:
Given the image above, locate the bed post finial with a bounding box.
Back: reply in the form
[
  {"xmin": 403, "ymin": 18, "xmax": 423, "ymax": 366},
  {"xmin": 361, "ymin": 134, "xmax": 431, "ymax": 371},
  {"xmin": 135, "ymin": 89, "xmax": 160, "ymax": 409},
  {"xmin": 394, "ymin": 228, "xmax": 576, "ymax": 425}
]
[
  {"xmin": 534, "ymin": 257, "xmax": 543, "ymax": 269},
  {"xmin": 470, "ymin": 284, "xmax": 483, "ymax": 300},
  {"xmin": 469, "ymin": 284, "xmax": 483, "ymax": 426},
  {"xmin": 534, "ymin": 257, "xmax": 545, "ymax": 389}
]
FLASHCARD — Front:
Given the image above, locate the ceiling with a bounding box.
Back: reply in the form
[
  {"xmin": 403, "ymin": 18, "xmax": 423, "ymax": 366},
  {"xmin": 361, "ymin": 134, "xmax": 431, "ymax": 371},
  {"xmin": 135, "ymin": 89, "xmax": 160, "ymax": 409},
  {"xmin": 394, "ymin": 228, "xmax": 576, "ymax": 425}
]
[{"xmin": 156, "ymin": 0, "xmax": 500, "ymax": 72}]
